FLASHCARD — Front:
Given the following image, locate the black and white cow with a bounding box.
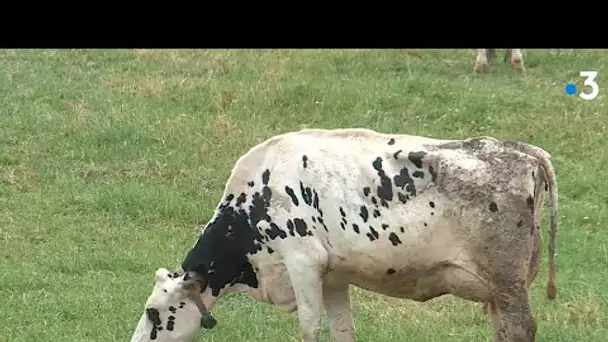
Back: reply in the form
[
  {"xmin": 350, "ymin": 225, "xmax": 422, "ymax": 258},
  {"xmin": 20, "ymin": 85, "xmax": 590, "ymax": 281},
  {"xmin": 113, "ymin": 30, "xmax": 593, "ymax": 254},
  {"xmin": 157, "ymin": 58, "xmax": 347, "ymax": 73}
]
[
  {"xmin": 129, "ymin": 128, "xmax": 558, "ymax": 342},
  {"xmin": 474, "ymin": 49, "xmax": 525, "ymax": 72}
]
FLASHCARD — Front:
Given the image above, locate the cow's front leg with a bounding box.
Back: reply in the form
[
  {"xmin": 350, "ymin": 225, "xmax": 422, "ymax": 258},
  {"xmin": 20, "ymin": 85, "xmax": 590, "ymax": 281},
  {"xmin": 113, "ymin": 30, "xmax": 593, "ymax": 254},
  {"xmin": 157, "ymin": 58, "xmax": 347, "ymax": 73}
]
[
  {"xmin": 284, "ymin": 246, "xmax": 329, "ymax": 342},
  {"xmin": 323, "ymin": 282, "xmax": 355, "ymax": 342}
]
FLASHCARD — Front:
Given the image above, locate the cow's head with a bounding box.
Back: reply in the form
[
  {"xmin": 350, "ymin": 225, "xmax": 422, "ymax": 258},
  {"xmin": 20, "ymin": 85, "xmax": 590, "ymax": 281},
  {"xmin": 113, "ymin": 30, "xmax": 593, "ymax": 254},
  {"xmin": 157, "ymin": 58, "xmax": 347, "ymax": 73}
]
[{"xmin": 129, "ymin": 267, "xmax": 217, "ymax": 342}]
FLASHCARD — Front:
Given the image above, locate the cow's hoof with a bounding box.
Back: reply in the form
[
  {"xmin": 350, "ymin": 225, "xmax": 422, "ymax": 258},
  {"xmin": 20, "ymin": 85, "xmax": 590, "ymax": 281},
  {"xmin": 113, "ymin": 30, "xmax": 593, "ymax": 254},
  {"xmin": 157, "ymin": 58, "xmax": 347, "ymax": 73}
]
[
  {"xmin": 200, "ymin": 312, "xmax": 217, "ymax": 329},
  {"xmin": 473, "ymin": 64, "xmax": 489, "ymax": 73},
  {"xmin": 511, "ymin": 58, "xmax": 525, "ymax": 72},
  {"xmin": 473, "ymin": 59, "xmax": 489, "ymax": 73}
]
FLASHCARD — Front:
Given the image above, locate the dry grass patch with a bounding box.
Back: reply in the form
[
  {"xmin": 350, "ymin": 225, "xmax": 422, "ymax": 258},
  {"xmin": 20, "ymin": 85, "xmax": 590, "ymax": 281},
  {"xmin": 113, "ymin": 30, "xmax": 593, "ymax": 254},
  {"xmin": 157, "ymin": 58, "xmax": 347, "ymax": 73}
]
[
  {"xmin": 101, "ymin": 74, "xmax": 166, "ymax": 97},
  {"xmin": 79, "ymin": 160, "xmax": 186, "ymax": 184},
  {"xmin": 566, "ymin": 297, "xmax": 603, "ymax": 327},
  {"xmin": 210, "ymin": 114, "xmax": 243, "ymax": 139},
  {"xmin": 0, "ymin": 164, "xmax": 37, "ymax": 192}
]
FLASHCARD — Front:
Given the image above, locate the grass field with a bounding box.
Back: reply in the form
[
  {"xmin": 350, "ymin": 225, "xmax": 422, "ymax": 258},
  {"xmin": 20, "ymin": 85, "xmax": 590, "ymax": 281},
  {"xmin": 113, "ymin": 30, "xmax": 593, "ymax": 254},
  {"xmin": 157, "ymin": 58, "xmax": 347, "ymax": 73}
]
[{"xmin": 1, "ymin": 49, "xmax": 607, "ymax": 342}]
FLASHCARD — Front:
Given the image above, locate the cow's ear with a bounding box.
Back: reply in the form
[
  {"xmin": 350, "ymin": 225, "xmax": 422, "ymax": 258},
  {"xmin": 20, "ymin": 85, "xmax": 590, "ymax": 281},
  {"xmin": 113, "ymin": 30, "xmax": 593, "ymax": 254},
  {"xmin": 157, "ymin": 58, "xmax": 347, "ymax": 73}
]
[{"xmin": 154, "ymin": 268, "xmax": 171, "ymax": 284}]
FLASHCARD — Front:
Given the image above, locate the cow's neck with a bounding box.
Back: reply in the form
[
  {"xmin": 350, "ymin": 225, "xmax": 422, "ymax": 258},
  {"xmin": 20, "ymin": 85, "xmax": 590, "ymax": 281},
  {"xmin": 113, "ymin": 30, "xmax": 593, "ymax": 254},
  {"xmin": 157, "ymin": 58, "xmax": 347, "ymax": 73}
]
[{"xmin": 181, "ymin": 205, "xmax": 261, "ymax": 297}]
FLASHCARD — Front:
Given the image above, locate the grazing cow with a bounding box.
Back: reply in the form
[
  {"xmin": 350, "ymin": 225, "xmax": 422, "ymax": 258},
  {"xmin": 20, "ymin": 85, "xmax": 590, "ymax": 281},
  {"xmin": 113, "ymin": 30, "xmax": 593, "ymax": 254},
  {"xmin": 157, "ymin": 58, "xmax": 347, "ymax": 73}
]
[
  {"xmin": 474, "ymin": 49, "xmax": 525, "ymax": 72},
  {"xmin": 129, "ymin": 128, "xmax": 558, "ymax": 342}
]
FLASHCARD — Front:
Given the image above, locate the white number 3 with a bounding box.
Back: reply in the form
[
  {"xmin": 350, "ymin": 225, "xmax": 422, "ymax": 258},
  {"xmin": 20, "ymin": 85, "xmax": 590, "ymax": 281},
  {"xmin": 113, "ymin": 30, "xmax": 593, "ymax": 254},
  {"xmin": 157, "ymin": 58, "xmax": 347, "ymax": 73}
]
[{"xmin": 580, "ymin": 71, "xmax": 599, "ymax": 100}]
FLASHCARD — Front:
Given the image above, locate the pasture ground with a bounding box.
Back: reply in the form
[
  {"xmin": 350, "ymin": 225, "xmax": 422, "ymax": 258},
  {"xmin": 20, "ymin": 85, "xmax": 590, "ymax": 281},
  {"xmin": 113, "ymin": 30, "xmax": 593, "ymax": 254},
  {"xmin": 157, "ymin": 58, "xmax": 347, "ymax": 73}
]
[{"xmin": 1, "ymin": 49, "xmax": 607, "ymax": 342}]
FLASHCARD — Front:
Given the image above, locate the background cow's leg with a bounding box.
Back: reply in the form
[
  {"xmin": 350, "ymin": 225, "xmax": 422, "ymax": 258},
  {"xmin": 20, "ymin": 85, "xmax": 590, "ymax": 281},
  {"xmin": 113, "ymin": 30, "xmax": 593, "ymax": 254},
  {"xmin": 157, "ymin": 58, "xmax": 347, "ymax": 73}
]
[
  {"xmin": 491, "ymin": 286, "xmax": 536, "ymax": 342},
  {"xmin": 284, "ymin": 247, "xmax": 329, "ymax": 342},
  {"xmin": 322, "ymin": 282, "xmax": 355, "ymax": 342},
  {"xmin": 487, "ymin": 48, "xmax": 496, "ymax": 62},
  {"xmin": 481, "ymin": 301, "xmax": 490, "ymax": 314},
  {"xmin": 473, "ymin": 49, "xmax": 494, "ymax": 72},
  {"xmin": 505, "ymin": 49, "xmax": 525, "ymax": 71}
]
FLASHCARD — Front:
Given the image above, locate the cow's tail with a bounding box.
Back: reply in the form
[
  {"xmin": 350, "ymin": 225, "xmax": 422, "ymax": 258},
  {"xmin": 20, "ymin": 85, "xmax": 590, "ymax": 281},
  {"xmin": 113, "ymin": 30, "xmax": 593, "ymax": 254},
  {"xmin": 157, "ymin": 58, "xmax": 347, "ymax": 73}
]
[
  {"xmin": 508, "ymin": 141, "xmax": 559, "ymax": 301},
  {"xmin": 538, "ymin": 151, "xmax": 558, "ymax": 301}
]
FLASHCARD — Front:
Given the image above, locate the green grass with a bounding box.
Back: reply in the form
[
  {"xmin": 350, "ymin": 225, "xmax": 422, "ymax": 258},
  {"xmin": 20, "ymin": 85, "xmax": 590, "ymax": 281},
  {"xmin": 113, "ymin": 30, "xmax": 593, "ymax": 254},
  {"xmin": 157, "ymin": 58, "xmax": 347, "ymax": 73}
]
[{"xmin": 1, "ymin": 49, "xmax": 607, "ymax": 342}]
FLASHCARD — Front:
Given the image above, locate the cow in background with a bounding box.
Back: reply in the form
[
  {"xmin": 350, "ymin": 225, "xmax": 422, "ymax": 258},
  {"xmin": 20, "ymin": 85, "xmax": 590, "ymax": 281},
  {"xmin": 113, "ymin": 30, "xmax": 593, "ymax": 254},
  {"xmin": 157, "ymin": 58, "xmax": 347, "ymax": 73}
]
[{"xmin": 474, "ymin": 49, "xmax": 525, "ymax": 72}]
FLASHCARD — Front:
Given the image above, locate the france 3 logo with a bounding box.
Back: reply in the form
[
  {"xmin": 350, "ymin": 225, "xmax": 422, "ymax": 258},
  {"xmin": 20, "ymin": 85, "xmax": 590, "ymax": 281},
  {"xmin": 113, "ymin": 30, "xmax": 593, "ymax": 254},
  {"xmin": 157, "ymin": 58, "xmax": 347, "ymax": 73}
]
[{"xmin": 565, "ymin": 71, "xmax": 599, "ymax": 100}]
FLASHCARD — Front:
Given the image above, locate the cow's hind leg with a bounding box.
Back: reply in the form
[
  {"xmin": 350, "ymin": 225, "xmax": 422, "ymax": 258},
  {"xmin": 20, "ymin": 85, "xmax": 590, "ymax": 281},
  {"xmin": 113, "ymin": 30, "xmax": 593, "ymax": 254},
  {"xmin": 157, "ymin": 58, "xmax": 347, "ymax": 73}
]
[
  {"xmin": 322, "ymin": 282, "xmax": 355, "ymax": 342},
  {"xmin": 284, "ymin": 243, "xmax": 329, "ymax": 342},
  {"xmin": 505, "ymin": 49, "xmax": 525, "ymax": 71},
  {"xmin": 474, "ymin": 49, "xmax": 495, "ymax": 72},
  {"xmin": 488, "ymin": 301, "xmax": 508, "ymax": 342},
  {"xmin": 480, "ymin": 227, "xmax": 542, "ymax": 315},
  {"xmin": 490, "ymin": 285, "xmax": 537, "ymax": 342}
]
